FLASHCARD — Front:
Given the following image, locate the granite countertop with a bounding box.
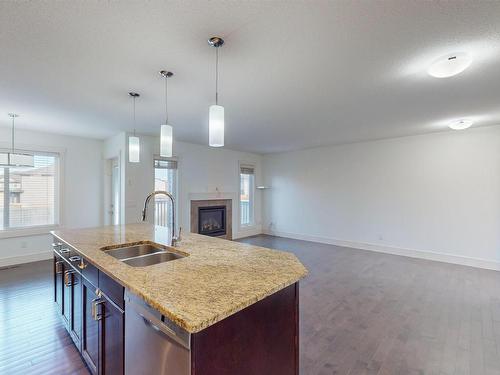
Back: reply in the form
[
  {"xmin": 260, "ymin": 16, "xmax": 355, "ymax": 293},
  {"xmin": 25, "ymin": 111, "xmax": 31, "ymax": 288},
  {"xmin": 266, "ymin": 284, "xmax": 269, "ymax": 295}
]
[{"xmin": 52, "ymin": 223, "xmax": 307, "ymax": 333}]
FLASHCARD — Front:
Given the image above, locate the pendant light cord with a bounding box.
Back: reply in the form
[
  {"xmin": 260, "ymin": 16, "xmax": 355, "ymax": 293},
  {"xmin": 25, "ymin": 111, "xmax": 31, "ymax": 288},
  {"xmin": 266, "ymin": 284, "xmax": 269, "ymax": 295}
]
[
  {"xmin": 215, "ymin": 47, "xmax": 219, "ymax": 105},
  {"xmin": 133, "ymin": 96, "xmax": 136, "ymax": 137},
  {"xmin": 11, "ymin": 116, "xmax": 15, "ymax": 152},
  {"xmin": 165, "ymin": 75, "xmax": 169, "ymax": 124}
]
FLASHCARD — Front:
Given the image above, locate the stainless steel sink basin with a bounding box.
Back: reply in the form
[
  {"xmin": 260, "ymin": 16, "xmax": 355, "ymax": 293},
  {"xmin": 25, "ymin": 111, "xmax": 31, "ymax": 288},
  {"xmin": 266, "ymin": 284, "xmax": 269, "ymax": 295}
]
[
  {"xmin": 104, "ymin": 244, "xmax": 163, "ymax": 260},
  {"xmin": 122, "ymin": 252, "xmax": 184, "ymax": 267},
  {"xmin": 102, "ymin": 242, "xmax": 186, "ymax": 267}
]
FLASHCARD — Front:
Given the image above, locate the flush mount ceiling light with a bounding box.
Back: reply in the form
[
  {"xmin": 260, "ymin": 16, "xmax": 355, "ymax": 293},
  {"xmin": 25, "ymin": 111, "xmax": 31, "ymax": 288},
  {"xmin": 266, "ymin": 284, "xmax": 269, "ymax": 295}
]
[
  {"xmin": 0, "ymin": 113, "xmax": 34, "ymax": 168},
  {"xmin": 128, "ymin": 92, "xmax": 140, "ymax": 163},
  {"xmin": 449, "ymin": 119, "xmax": 473, "ymax": 130},
  {"xmin": 159, "ymin": 70, "xmax": 174, "ymax": 157},
  {"xmin": 427, "ymin": 53, "xmax": 472, "ymax": 78},
  {"xmin": 208, "ymin": 36, "xmax": 225, "ymax": 147}
]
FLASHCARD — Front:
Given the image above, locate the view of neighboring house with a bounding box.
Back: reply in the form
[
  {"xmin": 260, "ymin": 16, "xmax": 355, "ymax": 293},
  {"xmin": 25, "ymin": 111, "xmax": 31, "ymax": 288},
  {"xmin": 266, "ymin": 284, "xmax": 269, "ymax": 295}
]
[{"xmin": 0, "ymin": 155, "xmax": 56, "ymax": 229}]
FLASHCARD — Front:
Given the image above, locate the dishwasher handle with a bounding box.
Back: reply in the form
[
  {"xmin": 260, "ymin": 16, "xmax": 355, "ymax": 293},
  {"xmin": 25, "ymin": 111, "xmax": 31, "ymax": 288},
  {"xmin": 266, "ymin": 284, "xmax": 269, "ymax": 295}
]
[
  {"xmin": 141, "ymin": 314, "xmax": 165, "ymax": 333},
  {"xmin": 138, "ymin": 312, "xmax": 190, "ymax": 349}
]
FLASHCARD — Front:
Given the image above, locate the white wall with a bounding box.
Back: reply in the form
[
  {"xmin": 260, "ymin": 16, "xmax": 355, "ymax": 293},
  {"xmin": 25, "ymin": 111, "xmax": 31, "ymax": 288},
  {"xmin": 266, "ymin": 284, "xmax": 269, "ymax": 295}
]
[
  {"xmin": 120, "ymin": 134, "xmax": 263, "ymax": 239},
  {"xmin": 103, "ymin": 132, "xmax": 127, "ymax": 225},
  {"xmin": 0, "ymin": 128, "xmax": 103, "ymax": 267},
  {"xmin": 173, "ymin": 141, "xmax": 263, "ymax": 239},
  {"xmin": 263, "ymin": 126, "xmax": 500, "ymax": 270}
]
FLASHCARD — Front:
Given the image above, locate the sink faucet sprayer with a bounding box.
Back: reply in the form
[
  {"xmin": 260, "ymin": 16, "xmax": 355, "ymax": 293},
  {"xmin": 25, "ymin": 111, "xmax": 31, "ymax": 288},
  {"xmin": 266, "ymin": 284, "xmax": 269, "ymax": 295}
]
[{"xmin": 142, "ymin": 191, "xmax": 181, "ymax": 246}]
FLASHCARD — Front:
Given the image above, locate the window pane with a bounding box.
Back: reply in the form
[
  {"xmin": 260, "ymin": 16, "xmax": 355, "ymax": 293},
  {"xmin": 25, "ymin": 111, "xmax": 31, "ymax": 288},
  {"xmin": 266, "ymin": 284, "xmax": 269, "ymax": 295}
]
[
  {"xmin": 154, "ymin": 163, "xmax": 177, "ymax": 228},
  {"xmin": 0, "ymin": 168, "xmax": 4, "ymax": 229},
  {"xmin": 1, "ymin": 154, "xmax": 57, "ymax": 230},
  {"xmin": 240, "ymin": 173, "xmax": 253, "ymax": 225}
]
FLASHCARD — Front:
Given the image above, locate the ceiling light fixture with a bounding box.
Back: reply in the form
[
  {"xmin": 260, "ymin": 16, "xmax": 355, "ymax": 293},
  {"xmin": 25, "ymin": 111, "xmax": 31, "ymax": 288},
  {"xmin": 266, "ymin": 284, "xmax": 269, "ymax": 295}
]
[
  {"xmin": 208, "ymin": 36, "xmax": 225, "ymax": 147},
  {"xmin": 449, "ymin": 119, "xmax": 473, "ymax": 130},
  {"xmin": 159, "ymin": 70, "xmax": 174, "ymax": 157},
  {"xmin": 128, "ymin": 92, "xmax": 140, "ymax": 163},
  {"xmin": 0, "ymin": 114, "xmax": 34, "ymax": 168},
  {"xmin": 427, "ymin": 53, "xmax": 472, "ymax": 78}
]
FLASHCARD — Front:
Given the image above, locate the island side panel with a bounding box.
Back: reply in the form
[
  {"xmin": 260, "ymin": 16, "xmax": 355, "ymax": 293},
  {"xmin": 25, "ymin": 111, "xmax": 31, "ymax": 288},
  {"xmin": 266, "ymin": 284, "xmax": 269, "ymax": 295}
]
[{"xmin": 191, "ymin": 282, "xmax": 299, "ymax": 375}]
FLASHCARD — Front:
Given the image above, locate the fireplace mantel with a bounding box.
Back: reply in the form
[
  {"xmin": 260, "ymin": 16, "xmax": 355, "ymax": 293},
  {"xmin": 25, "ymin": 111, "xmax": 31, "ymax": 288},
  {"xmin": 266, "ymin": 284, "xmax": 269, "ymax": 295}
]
[{"xmin": 188, "ymin": 191, "xmax": 237, "ymax": 201}]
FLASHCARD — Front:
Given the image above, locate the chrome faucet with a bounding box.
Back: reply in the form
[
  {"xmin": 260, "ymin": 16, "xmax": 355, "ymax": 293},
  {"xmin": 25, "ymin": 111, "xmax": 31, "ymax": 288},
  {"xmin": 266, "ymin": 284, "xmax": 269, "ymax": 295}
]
[{"xmin": 142, "ymin": 191, "xmax": 181, "ymax": 246}]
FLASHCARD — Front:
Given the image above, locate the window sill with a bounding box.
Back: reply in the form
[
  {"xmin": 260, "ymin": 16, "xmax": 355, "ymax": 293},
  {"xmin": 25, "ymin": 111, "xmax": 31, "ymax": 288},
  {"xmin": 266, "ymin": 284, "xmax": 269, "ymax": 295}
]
[{"xmin": 0, "ymin": 225, "xmax": 59, "ymax": 239}]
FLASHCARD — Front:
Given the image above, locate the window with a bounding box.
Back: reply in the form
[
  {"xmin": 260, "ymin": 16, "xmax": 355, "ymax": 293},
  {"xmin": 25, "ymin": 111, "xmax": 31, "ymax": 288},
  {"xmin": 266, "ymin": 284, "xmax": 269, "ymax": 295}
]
[
  {"xmin": 154, "ymin": 156, "xmax": 178, "ymax": 228},
  {"xmin": 0, "ymin": 153, "xmax": 59, "ymax": 231},
  {"xmin": 10, "ymin": 192, "xmax": 21, "ymax": 204},
  {"xmin": 240, "ymin": 164, "xmax": 255, "ymax": 226}
]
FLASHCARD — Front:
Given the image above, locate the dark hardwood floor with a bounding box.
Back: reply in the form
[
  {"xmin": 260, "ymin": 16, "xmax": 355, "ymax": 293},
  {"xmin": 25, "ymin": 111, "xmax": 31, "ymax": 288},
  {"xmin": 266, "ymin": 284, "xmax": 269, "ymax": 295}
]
[
  {"xmin": 238, "ymin": 235, "xmax": 500, "ymax": 375},
  {"xmin": 0, "ymin": 260, "xmax": 89, "ymax": 375},
  {"xmin": 2, "ymin": 235, "xmax": 500, "ymax": 374}
]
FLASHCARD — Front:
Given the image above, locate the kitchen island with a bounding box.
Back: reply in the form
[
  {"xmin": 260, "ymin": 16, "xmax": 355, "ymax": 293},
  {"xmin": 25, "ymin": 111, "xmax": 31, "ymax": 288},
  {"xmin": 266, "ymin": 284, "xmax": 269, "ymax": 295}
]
[{"xmin": 51, "ymin": 223, "xmax": 307, "ymax": 375}]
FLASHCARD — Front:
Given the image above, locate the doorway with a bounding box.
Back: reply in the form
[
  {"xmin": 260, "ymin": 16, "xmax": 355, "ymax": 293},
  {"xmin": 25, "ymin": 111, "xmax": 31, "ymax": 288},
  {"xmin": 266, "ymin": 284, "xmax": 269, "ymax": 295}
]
[{"xmin": 104, "ymin": 157, "xmax": 121, "ymax": 225}]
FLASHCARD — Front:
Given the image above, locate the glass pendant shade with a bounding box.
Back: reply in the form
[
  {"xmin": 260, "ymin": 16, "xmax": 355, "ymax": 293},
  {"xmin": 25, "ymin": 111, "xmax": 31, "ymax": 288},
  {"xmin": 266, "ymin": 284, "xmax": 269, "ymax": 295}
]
[
  {"xmin": 160, "ymin": 124, "xmax": 173, "ymax": 157},
  {"xmin": 1, "ymin": 113, "xmax": 35, "ymax": 168},
  {"xmin": 209, "ymin": 104, "xmax": 224, "ymax": 147},
  {"xmin": 128, "ymin": 136, "xmax": 140, "ymax": 163},
  {"xmin": 0, "ymin": 152, "xmax": 34, "ymax": 168}
]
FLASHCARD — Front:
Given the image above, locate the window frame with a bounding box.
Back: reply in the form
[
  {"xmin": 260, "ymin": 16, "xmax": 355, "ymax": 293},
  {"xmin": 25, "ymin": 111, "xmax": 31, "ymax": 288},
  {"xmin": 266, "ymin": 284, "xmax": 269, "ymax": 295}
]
[
  {"xmin": 239, "ymin": 161, "xmax": 255, "ymax": 228},
  {"xmin": 0, "ymin": 145, "xmax": 64, "ymax": 239},
  {"xmin": 153, "ymin": 155, "xmax": 179, "ymax": 229}
]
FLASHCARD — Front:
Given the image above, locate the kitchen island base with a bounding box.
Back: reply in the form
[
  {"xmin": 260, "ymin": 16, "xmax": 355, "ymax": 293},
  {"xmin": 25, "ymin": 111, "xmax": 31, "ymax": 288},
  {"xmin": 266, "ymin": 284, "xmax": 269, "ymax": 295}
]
[
  {"xmin": 125, "ymin": 283, "xmax": 299, "ymax": 375},
  {"xmin": 52, "ymin": 225, "xmax": 306, "ymax": 375},
  {"xmin": 191, "ymin": 282, "xmax": 299, "ymax": 375}
]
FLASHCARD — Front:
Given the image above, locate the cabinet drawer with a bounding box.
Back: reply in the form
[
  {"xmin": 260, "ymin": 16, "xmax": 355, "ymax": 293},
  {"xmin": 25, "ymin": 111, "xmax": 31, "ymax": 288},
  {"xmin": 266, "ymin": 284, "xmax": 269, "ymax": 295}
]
[
  {"xmin": 99, "ymin": 271, "xmax": 124, "ymax": 309},
  {"xmin": 81, "ymin": 259, "xmax": 99, "ymax": 287}
]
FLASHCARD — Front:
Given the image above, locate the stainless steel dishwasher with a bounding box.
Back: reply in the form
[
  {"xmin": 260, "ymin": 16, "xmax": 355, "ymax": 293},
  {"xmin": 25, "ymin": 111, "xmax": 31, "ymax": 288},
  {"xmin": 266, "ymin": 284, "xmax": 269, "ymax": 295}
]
[{"xmin": 125, "ymin": 291, "xmax": 191, "ymax": 375}]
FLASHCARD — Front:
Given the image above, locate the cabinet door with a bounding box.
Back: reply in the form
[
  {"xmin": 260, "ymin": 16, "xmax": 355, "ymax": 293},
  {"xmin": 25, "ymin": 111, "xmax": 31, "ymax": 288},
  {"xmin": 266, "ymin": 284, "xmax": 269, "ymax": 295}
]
[
  {"xmin": 100, "ymin": 295, "xmax": 124, "ymax": 375},
  {"xmin": 70, "ymin": 271, "xmax": 83, "ymax": 350},
  {"xmin": 53, "ymin": 255, "xmax": 64, "ymax": 315},
  {"xmin": 62, "ymin": 265, "xmax": 72, "ymax": 328},
  {"xmin": 82, "ymin": 278, "xmax": 100, "ymax": 375}
]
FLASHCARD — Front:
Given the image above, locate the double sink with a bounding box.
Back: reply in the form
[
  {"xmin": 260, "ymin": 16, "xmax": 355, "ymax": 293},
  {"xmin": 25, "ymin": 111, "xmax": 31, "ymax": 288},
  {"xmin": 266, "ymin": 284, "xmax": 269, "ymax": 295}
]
[{"xmin": 102, "ymin": 242, "xmax": 186, "ymax": 267}]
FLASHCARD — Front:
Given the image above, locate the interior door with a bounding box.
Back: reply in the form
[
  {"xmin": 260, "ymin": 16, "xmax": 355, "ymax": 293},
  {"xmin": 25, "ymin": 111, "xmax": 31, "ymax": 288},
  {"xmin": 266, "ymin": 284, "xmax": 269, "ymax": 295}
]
[{"xmin": 111, "ymin": 159, "xmax": 120, "ymax": 225}]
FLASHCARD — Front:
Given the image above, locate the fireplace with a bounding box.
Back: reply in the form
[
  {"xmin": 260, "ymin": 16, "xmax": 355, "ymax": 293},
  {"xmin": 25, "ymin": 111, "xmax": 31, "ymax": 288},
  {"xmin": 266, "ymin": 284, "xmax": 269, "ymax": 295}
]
[
  {"xmin": 198, "ymin": 206, "xmax": 226, "ymax": 237},
  {"xmin": 191, "ymin": 199, "xmax": 232, "ymax": 240}
]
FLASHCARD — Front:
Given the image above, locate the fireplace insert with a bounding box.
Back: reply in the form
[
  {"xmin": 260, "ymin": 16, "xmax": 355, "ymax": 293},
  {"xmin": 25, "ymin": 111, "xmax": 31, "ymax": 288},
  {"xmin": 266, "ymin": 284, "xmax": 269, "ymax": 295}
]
[{"xmin": 198, "ymin": 206, "xmax": 226, "ymax": 237}]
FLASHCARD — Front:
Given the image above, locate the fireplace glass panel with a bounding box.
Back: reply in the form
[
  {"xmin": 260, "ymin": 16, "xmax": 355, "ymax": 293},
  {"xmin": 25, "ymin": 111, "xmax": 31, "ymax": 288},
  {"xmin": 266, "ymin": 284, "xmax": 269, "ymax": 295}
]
[{"xmin": 198, "ymin": 206, "xmax": 226, "ymax": 237}]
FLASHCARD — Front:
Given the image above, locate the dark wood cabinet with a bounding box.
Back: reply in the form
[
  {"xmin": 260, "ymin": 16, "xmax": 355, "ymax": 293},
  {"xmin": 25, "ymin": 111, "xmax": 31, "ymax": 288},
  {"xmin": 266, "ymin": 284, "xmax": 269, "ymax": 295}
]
[
  {"xmin": 53, "ymin": 255, "xmax": 64, "ymax": 315},
  {"xmin": 62, "ymin": 263, "xmax": 71, "ymax": 328},
  {"xmin": 191, "ymin": 283, "xmax": 299, "ymax": 375},
  {"xmin": 100, "ymin": 294, "xmax": 124, "ymax": 375},
  {"xmin": 70, "ymin": 270, "xmax": 82, "ymax": 350},
  {"xmin": 82, "ymin": 277, "xmax": 100, "ymax": 375},
  {"xmin": 54, "ymin": 238, "xmax": 124, "ymax": 375}
]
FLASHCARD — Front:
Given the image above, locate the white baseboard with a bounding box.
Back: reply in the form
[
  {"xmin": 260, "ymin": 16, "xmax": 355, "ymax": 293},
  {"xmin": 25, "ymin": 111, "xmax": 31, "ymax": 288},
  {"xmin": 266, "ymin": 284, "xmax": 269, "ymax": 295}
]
[
  {"xmin": 263, "ymin": 229, "xmax": 500, "ymax": 271},
  {"xmin": 0, "ymin": 250, "xmax": 53, "ymax": 268},
  {"xmin": 234, "ymin": 225, "xmax": 263, "ymax": 240}
]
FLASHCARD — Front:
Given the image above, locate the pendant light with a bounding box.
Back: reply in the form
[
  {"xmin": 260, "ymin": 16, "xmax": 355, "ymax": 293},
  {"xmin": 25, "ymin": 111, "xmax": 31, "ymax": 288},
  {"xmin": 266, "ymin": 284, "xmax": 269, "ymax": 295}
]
[
  {"xmin": 159, "ymin": 70, "xmax": 173, "ymax": 157},
  {"xmin": 128, "ymin": 92, "xmax": 140, "ymax": 163},
  {"xmin": 208, "ymin": 36, "xmax": 225, "ymax": 147},
  {"xmin": 0, "ymin": 114, "xmax": 34, "ymax": 168}
]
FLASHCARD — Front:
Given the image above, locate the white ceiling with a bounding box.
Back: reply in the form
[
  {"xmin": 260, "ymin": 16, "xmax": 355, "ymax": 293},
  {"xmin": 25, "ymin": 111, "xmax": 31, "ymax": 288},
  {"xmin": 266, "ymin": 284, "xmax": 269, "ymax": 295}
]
[{"xmin": 1, "ymin": 1, "xmax": 499, "ymax": 154}]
